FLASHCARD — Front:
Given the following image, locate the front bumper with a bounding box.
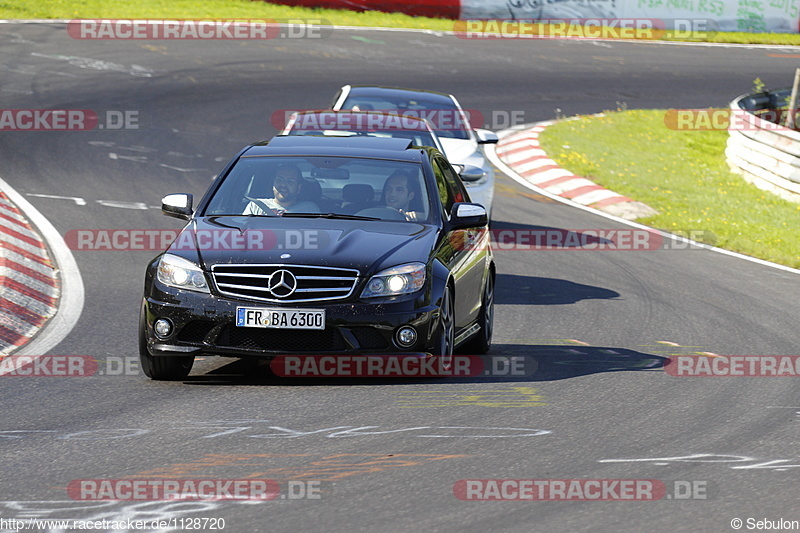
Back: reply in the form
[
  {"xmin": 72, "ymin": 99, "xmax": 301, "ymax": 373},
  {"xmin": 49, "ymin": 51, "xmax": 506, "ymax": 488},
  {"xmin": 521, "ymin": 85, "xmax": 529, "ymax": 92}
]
[{"xmin": 142, "ymin": 285, "xmax": 440, "ymax": 358}]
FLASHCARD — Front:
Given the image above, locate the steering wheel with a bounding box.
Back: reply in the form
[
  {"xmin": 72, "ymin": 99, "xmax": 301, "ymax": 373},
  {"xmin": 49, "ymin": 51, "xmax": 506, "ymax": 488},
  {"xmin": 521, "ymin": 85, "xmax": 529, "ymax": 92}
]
[{"xmin": 355, "ymin": 207, "xmax": 407, "ymax": 221}]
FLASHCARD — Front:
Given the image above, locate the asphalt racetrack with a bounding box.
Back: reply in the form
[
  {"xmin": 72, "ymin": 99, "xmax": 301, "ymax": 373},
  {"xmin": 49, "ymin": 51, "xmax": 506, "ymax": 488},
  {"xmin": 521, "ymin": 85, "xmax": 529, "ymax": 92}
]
[{"xmin": 0, "ymin": 22, "xmax": 799, "ymax": 532}]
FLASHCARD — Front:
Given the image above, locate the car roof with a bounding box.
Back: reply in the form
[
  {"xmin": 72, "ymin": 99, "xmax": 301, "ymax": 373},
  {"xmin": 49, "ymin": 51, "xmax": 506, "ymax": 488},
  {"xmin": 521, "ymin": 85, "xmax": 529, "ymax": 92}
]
[
  {"xmin": 345, "ymin": 85, "xmax": 455, "ymax": 105},
  {"xmin": 244, "ymin": 135, "xmax": 427, "ymax": 162},
  {"xmin": 285, "ymin": 110, "xmax": 436, "ymax": 131}
]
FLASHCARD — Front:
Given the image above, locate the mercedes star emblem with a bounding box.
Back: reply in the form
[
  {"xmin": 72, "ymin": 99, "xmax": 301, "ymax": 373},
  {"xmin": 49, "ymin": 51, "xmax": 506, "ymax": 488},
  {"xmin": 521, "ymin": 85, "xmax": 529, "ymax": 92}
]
[{"xmin": 267, "ymin": 269, "xmax": 297, "ymax": 298}]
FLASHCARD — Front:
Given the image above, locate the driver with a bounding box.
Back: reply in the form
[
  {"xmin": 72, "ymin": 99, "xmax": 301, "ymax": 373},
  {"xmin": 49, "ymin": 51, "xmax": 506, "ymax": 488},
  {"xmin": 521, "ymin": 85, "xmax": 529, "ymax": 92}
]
[
  {"xmin": 244, "ymin": 164, "xmax": 319, "ymax": 215},
  {"xmin": 382, "ymin": 170, "xmax": 422, "ymax": 221}
]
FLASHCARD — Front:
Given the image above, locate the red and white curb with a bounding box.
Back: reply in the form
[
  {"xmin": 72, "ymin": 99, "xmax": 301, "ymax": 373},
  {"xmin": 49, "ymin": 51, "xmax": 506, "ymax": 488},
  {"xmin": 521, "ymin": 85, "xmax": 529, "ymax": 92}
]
[
  {"xmin": 495, "ymin": 121, "xmax": 657, "ymax": 220},
  {"xmin": 0, "ymin": 192, "xmax": 59, "ymax": 355}
]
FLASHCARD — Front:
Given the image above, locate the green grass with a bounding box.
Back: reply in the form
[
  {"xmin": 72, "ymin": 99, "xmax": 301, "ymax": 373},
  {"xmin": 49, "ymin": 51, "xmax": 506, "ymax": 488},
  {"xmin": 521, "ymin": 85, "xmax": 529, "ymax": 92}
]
[
  {"xmin": 0, "ymin": 0, "xmax": 456, "ymax": 31},
  {"xmin": 538, "ymin": 109, "xmax": 800, "ymax": 268},
  {"xmin": 0, "ymin": 0, "xmax": 799, "ymax": 45}
]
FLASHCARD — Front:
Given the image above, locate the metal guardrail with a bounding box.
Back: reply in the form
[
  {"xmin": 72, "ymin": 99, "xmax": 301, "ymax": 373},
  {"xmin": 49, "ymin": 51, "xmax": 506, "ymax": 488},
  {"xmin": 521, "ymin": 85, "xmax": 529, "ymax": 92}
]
[{"xmin": 726, "ymin": 88, "xmax": 800, "ymax": 202}]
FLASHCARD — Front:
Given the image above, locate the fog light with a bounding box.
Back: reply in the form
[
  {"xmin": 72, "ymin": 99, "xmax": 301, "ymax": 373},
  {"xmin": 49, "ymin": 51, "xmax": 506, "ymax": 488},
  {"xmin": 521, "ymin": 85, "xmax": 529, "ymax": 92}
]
[
  {"xmin": 154, "ymin": 318, "xmax": 173, "ymax": 339},
  {"xmin": 395, "ymin": 326, "xmax": 417, "ymax": 348}
]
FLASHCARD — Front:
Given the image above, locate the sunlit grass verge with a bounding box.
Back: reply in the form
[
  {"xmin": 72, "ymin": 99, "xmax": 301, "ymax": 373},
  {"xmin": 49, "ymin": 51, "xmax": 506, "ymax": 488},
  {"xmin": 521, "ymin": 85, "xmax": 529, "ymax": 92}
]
[
  {"xmin": 538, "ymin": 109, "xmax": 800, "ymax": 268},
  {"xmin": 0, "ymin": 0, "xmax": 798, "ymax": 46},
  {"xmin": 0, "ymin": 0, "xmax": 455, "ymax": 30}
]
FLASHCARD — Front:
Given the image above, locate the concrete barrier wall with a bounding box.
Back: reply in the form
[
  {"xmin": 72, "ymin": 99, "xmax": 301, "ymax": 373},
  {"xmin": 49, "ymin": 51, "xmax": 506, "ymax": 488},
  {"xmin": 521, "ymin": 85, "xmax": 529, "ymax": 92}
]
[{"xmin": 726, "ymin": 90, "xmax": 800, "ymax": 202}]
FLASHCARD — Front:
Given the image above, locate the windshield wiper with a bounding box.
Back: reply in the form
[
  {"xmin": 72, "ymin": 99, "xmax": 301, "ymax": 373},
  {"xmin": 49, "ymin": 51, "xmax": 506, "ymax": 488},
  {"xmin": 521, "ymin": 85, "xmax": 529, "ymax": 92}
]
[{"xmin": 280, "ymin": 212, "xmax": 380, "ymax": 221}]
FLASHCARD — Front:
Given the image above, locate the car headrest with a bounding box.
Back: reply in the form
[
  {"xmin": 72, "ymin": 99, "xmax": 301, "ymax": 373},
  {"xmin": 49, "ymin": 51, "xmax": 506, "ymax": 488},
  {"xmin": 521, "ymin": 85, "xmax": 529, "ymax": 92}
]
[
  {"xmin": 342, "ymin": 183, "xmax": 375, "ymax": 203},
  {"xmin": 300, "ymin": 178, "xmax": 322, "ymax": 202}
]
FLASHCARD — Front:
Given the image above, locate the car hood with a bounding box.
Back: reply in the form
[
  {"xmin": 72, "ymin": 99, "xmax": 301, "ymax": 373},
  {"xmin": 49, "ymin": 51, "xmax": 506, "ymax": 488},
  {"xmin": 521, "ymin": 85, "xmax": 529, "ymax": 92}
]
[
  {"xmin": 170, "ymin": 216, "xmax": 440, "ymax": 277},
  {"xmin": 439, "ymin": 137, "xmax": 479, "ymax": 163}
]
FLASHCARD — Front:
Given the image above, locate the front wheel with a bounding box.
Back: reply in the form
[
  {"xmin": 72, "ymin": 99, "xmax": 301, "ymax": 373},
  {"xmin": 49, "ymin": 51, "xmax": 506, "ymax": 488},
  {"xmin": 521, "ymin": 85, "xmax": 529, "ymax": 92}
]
[
  {"xmin": 431, "ymin": 285, "xmax": 455, "ymax": 370},
  {"xmin": 139, "ymin": 305, "xmax": 194, "ymax": 381},
  {"xmin": 464, "ymin": 273, "xmax": 493, "ymax": 355}
]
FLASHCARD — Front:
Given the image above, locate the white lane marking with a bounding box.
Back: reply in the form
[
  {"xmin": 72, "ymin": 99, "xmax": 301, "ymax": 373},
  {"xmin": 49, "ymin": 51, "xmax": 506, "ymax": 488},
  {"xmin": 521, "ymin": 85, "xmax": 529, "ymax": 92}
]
[
  {"xmin": 95, "ymin": 200, "xmax": 149, "ymax": 210},
  {"xmin": 114, "ymin": 145, "xmax": 155, "ymax": 153},
  {"xmin": 599, "ymin": 453, "xmax": 800, "ymax": 471},
  {"xmin": 89, "ymin": 141, "xmax": 155, "ymax": 153},
  {"xmin": 108, "ymin": 152, "xmax": 147, "ymax": 163},
  {"xmin": 0, "ymin": 175, "xmax": 85, "ymax": 357},
  {"xmin": 486, "ymin": 126, "xmax": 800, "ymax": 276},
  {"xmin": 7, "ymin": 32, "xmax": 33, "ymax": 44},
  {"xmin": 166, "ymin": 151, "xmax": 202, "ymax": 158},
  {"xmin": 159, "ymin": 163, "xmax": 207, "ymax": 172},
  {"xmin": 30, "ymin": 52, "xmax": 154, "ymax": 77},
  {"xmin": 45, "ymin": 69, "xmax": 79, "ymax": 78},
  {"xmin": 0, "ymin": 425, "xmax": 553, "ymax": 440},
  {"xmin": 25, "ymin": 193, "xmax": 86, "ymax": 206}
]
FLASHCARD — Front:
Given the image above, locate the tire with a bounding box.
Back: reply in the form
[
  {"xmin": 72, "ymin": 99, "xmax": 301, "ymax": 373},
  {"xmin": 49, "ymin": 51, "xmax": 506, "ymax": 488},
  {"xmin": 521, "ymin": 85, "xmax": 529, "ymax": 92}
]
[
  {"xmin": 138, "ymin": 305, "xmax": 194, "ymax": 381},
  {"xmin": 464, "ymin": 273, "xmax": 493, "ymax": 355},
  {"xmin": 431, "ymin": 284, "xmax": 455, "ymax": 370}
]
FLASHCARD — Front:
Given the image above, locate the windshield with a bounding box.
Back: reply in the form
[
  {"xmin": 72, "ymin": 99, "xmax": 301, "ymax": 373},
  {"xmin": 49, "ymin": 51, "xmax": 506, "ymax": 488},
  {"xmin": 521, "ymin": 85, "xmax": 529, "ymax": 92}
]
[
  {"xmin": 204, "ymin": 156, "xmax": 432, "ymax": 223},
  {"xmin": 340, "ymin": 94, "xmax": 471, "ymax": 140}
]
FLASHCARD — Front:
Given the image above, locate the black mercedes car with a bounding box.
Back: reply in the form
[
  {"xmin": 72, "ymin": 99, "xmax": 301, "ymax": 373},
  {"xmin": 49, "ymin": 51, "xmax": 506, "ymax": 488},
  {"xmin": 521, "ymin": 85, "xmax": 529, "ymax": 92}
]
[{"xmin": 139, "ymin": 135, "xmax": 494, "ymax": 380}]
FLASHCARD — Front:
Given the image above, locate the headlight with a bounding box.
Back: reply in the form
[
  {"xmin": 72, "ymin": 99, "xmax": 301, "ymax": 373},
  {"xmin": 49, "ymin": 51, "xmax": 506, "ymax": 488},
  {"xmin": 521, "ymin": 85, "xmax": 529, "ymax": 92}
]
[
  {"xmin": 156, "ymin": 254, "xmax": 209, "ymax": 293},
  {"xmin": 361, "ymin": 262, "xmax": 426, "ymax": 298}
]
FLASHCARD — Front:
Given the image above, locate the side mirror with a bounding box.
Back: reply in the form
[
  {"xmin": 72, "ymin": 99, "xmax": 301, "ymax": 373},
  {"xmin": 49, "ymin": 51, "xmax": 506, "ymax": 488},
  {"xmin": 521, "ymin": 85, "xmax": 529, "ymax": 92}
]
[
  {"xmin": 449, "ymin": 202, "xmax": 488, "ymax": 229},
  {"xmin": 161, "ymin": 193, "xmax": 193, "ymax": 220},
  {"xmin": 475, "ymin": 129, "xmax": 499, "ymax": 144},
  {"xmin": 458, "ymin": 164, "xmax": 486, "ymax": 182}
]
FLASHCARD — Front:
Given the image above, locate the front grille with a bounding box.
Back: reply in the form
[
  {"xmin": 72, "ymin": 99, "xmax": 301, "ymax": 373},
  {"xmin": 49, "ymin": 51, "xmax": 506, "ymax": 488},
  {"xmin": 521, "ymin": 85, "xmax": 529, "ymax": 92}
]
[
  {"xmin": 176, "ymin": 320, "xmax": 216, "ymax": 343},
  {"xmin": 211, "ymin": 264, "xmax": 359, "ymax": 303},
  {"xmin": 215, "ymin": 324, "xmax": 347, "ymax": 352},
  {"xmin": 349, "ymin": 327, "xmax": 389, "ymax": 350}
]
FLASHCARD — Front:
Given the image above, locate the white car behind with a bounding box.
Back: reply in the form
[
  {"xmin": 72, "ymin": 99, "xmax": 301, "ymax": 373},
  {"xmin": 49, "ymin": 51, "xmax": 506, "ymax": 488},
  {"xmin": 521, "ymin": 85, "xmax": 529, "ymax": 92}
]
[{"xmin": 330, "ymin": 85, "xmax": 498, "ymax": 217}]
